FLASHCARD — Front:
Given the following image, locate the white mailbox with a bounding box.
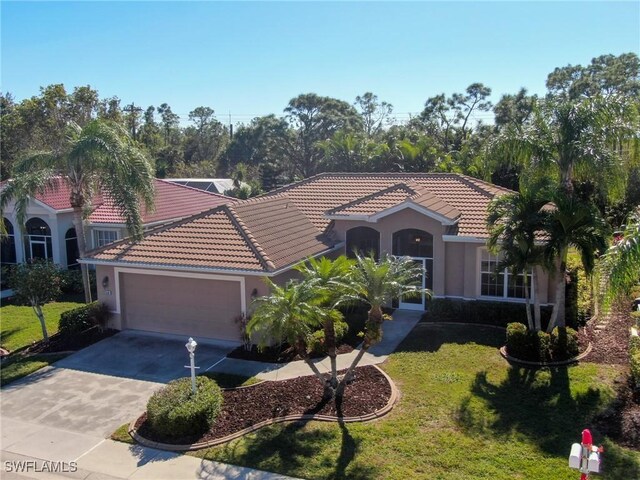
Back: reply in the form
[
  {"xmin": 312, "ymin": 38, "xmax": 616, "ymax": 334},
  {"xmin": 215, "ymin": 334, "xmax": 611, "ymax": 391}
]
[
  {"xmin": 588, "ymin": 451, "xmax": 601, "ymax": 473},
  {"xmin": 569, "ymin": 443, "xmax": 582, "ymax": 469}
]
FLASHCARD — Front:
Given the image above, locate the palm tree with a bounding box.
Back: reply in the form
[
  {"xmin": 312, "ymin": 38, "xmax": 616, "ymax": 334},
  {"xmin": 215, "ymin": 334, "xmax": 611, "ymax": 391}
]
[
  {"xmin": 487, "ymin": 183, "xmax": 551, "ymax": 331},
  {"xmin": 336, "ymin": 253, "xmax": 429, "ymax": 397},
  {"xmin": 544, "ymin": 194, "xmax": 609, "ymax": 332},
  {"xmin": 246, "ymin": 278, "xmax": 329, "ymax": 388},
  {"xmin": 0, "ymin": 119, "xmax": 155, "ymax": 302},
  {"xmin": 491, "ymin": 95, "xmax": 636, "ymax": 327},
  {"xmin": 597, "ymin": 210, "xmax": 640, "ymax": 310},
  {"xmin": 295, "ymin": 256, "xmax": 354, "ymax": 391}
]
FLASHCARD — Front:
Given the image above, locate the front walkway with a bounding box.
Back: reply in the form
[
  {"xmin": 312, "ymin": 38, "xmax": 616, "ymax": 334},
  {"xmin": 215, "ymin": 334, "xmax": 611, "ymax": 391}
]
[{"xmin": 209, "ymin": 309, "xmax": 423, "ymax": 381}]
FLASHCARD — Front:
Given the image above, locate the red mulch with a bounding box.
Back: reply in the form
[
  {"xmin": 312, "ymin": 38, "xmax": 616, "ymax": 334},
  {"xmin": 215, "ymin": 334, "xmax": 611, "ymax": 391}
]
[
  {"xmin": 578, "ymin": 306, "xmax": 635, "ymax": 364},
  {"xmin": 135, "ymin": 365, "xmax": 391, "ymax": 446}
]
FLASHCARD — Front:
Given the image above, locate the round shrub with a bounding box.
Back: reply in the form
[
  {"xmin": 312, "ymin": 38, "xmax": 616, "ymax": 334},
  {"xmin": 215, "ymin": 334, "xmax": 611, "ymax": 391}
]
[
  {"xmin": 506, "ymin": 322, "xmax": 536, "ymax": 360},
  {"xmin": 550, "ymin": 327, "xmax": 579, "ymax": 361},
  {"xmin": 146, "ymin": 376, "xmax": 223, "ymax": 438}
]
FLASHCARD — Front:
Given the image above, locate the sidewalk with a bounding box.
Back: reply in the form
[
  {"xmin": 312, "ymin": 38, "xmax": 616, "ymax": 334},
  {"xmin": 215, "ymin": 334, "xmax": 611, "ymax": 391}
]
[{"xmin": 209, "ymin": 309, "xmax": 423, "ymax": 381}]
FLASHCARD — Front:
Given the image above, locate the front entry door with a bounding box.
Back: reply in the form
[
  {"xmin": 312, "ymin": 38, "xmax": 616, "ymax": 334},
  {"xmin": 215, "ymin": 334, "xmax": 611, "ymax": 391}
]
[{"xmin": 399, "ymin": 257, "xmax": 425, "ymax": 310}]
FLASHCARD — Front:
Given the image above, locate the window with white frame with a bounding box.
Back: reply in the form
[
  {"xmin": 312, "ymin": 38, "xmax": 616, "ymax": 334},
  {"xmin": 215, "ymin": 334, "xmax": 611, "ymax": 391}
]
[
  {"xmin": 480, "ymin": 250, "xmax": 532, "ymax": 300},
  {"xmin": 94, "ymin": 229, "xmax": 119, "ymax": 248}
]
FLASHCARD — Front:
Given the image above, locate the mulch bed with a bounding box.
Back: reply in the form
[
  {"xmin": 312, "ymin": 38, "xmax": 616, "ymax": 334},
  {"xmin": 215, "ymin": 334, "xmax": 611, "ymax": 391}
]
[
  {"xmin": 578, "ymin": 306, "xmax": 635, "ymax": 365},
  {"xmin": 594, "ymin": 376, "xmax": 640, "ymax": 450},
  {"xmin": 134, "ymin": 365, "xmax": 391, "ymax": 446}
]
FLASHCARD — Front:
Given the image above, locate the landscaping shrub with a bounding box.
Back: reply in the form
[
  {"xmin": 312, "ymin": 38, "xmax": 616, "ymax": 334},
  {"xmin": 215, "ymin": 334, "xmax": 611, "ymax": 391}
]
[
  {"xmin": 566, "ymin": 251, "xmax": 592, "ymax": 327},
  {"xmin": 506, "ymin": 323, "xmax": 536, "ymax": 360},
  {"xmin": 60, "ymin": 269, "xmax": 97, "ymax": 295},
  {"xmin": 146, "ymin": 376, "xmax": 223, "ymax": 438},
  {"xmin": 550, "ymin": 326, "xmax": 580, "ymax": 361},
  {"xmin": 630, "ymin": 334, "xmax": 640, "ymax": 391},
  {"xmin": 424, "ymin": 298, "xmax": 552, "ymax": 329},
  {"xmin": 536, "ymin": 330, "xmax": 552, "ymax": 362},
  {"xmin": 58, "ymin": 302, "xmax": 109, "ymax": 337}
]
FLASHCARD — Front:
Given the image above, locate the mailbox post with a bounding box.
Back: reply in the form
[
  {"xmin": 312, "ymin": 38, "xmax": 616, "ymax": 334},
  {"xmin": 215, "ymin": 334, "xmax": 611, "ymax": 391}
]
[{"xmin": 185, "ymin": 337, "xmax": 198, "ymax": 394}]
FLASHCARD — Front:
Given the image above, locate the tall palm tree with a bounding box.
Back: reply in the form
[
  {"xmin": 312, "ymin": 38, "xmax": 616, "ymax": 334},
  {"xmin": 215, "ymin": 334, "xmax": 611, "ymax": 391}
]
[
  {"xmin": 246, "ymin": 278, "xmax": 329, "ymax": 388},
  {"xmin": 295, "ymin": 256, "xmax": 354, "ymax": 390},
  {"xmin": 544, "ymin": 194, "xmax": 609, "ymax": 332},
  {"xmin": 337, "ymin": 253, "xmax": 429, "ymax": 397},
  {"xmin": 597, "ymin": 210, "xmax": 640, "ymax": 310},
  {"xmin": 487, "ymin": 183, "xmax": 551, "ymax": 331},
  {"xmin": 1, "ymin": 119, "xmax": 155, "ymax": 302}
]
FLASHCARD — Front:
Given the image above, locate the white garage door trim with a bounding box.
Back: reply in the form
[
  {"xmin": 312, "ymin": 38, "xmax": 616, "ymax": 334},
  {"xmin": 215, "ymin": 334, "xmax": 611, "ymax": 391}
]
[{"xmin": 112, "ymin": 267, "xmax": 246, "ymax": 315}]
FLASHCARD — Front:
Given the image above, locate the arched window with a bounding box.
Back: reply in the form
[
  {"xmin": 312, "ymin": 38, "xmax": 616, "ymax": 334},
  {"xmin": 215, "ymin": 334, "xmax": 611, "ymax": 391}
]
[
  {"xmin": 25, "ymin": 217, "xmax": 53, "ymax": 261},
  {"xmin": 393, "ymin": 229, "xmax": 433, "ymax": 290},
  {"xmin": 1, "ymin": 218, "xmax": 17, "ymax": 266},
  {"xmin": 65, "ymin": 228, "xmax": 80, "ymax": 269},
  {"xmin": 346, "ymin": 227, "xmax": 380, "ymax": 260}
]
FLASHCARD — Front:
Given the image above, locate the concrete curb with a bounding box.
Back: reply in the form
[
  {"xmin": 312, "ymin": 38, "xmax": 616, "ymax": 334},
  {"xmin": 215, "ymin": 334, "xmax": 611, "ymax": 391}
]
[
  {"xmin": 128, "ymin": 365, "xmax": 399, "ymax": 452},
  {"xmin": 499, "ymin": 342, "xmax": 593, "ymax": 367}
]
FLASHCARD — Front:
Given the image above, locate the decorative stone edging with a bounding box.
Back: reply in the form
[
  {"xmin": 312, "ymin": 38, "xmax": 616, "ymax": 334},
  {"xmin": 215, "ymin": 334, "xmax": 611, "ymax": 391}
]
[
  {"xmin": 499, "ymin": 342, "xmax": 593, "ymax": 367},
  {"xmin": 128, "ymin": 365, "xmax": 399, "ymax": 452}
]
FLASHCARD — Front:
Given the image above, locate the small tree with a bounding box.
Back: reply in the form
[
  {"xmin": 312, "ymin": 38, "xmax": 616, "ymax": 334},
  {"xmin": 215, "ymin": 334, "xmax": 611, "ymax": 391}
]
[{"xmin": 8, "ymin": 260, "xmax": 63, "ymax": 341}]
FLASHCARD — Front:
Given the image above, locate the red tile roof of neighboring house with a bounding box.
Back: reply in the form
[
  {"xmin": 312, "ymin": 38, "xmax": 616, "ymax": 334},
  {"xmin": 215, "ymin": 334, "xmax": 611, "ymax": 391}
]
[
  {"xmin": 2, "ymin": 178, "xmax": 231, "ymax": 225},
  {"xmin": 89, "ymin": 195, "xmax": 335, "ymax": 273}
]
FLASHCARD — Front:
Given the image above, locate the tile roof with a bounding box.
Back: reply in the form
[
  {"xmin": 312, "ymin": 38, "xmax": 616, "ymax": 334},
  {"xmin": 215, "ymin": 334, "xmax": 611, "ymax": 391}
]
[
  {"xmin": 88, "ymin": 195, "xmax": 335, "ymax": 273},
  {"xmin": 89, "ymin": 179, "xmax": 231, "ymax": 224},
  {"xmin": 326, "ymin": 181, "xmax": 461, "ymax": 222},
  {"xmin": 2, "ymin": 177, "xmax": 231, "ymax": 225},
  {"xmin": 264, "ymin": 173, "xmax": 512, "ymax": 237}
]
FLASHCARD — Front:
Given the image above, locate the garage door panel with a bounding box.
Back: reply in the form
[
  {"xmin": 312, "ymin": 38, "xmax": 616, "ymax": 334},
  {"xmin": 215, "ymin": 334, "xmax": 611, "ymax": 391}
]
[{"xmin": 121, "ymin": 273, "xmax": 242, "ymax": 341}]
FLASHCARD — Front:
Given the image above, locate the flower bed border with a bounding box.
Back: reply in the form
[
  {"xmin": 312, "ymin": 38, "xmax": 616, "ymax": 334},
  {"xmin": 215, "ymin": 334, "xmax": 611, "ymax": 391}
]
[
  {"xmin": 499, "ymin": 342, "xmax": 593, "ymax": 367},
  {"xmin": 128, "ymin": 365, "xmax": 399, "ymax": 452}
]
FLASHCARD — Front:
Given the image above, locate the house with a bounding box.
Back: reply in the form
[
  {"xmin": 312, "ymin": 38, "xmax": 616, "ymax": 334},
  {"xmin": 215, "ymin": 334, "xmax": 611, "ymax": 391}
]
[
  {"xmin": 164, "ymin": 178, "xmax": 237, "ymax": 195},
  {"xmin": 81, "ymin": 173, "xmax": 556, "ymax": 342},
  {"xmin": 0, "ymin": 179, "xmax": 232, "ymax": 272}
]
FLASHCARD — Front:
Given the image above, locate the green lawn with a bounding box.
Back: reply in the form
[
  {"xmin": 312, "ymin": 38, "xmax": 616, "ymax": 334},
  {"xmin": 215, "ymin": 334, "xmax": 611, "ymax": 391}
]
[
  {"xmin": 0, "ymin": 354, "xmax": 68, "ymax": 386},
  {"xmin": 0, "ymin": 298, "xmax": 83, "ymax": 352},
  {"xmin": 194, "ymin": 323, "xmax": 640, "ymax": 480}
]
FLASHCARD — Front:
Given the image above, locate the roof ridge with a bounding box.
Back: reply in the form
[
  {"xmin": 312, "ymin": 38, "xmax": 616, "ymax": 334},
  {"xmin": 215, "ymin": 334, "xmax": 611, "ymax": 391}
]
[
  {"xmin": 226, "ymin": 204, "xmax": 276, "ymax": 271},
  {"xmin": 458, "ymin": 174, "xmax": 514, "ymax": 196},
  {"xmin": 155, "ymin": 178, "xmax": 233, "ymax": 200}
]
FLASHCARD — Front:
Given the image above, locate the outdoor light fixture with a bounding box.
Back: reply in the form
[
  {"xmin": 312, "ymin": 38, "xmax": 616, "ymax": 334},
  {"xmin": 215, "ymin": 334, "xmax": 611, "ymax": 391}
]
[
  {"xmin": 102, "ymin": 276, "xmax": 109, "ymax": 289},
  {"xmin": 414, "ymin": 236, "xmax": 422, "ymax": 243},
  {"xmin": 251, "ymin": 288, "xmax": 258, "ymax": 299}
]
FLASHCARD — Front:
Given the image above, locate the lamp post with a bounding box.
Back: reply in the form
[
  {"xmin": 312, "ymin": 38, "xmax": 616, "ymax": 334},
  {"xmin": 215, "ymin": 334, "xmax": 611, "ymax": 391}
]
[{"xmin": 185, "ymin": 337, "xmax": 198, "ymax": 394}]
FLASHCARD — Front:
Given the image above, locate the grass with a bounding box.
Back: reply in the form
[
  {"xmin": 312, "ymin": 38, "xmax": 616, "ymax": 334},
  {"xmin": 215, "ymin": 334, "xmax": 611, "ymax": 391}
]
[
  {"xmin": 192, "ymin": 323, "xmax": 640, "ymax": 480},
  {"xmin": 111, "ymin": 423, "xmax": 136, "ymax": 445},
  {"xmin": 0, "ymin": 297, "xmax": 84, "ymax": 352},
  {"xmin": 0, "ymin": 353, "xmax": 68, "ymax": 386}
]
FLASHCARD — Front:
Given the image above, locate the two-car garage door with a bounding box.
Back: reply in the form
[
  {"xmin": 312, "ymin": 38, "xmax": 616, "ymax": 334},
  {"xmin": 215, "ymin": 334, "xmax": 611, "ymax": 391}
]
[{"xmin": 120, "ymin": 272, "xmax": 242, "ymax": 341}]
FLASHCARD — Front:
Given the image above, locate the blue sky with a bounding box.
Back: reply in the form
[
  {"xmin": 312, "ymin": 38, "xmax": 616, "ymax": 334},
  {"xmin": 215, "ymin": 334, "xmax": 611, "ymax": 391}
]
[{"xmin": 2, "ymin": 2, "xmax": 639, "ymax": 125}]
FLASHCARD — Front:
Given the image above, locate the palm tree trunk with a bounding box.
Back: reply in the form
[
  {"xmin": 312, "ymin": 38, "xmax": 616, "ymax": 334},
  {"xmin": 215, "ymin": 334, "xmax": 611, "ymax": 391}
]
[
  {"xmin": 72, "ymin": 209, "xmax": 92, "ymax": 303},
  {"xmin": 324, "ymin": 319, "xmax": 338, "ymax": 389},
  {"xmin": 336, "ymin": 347, "xmax": 367, "ymax": 399},
  {"xmin": 523, "ymin": 272, "xmax": 534, "ymax": 331},
  {"xmin": 547, "ymin": 252, "xmax": 567, "ymax": 333},
  {"xmin": 532, "ymin": 268, "xmax": 542, "ymax": 332},
  {"xmin": 295, "ymin": 339, "xmax": 328, "ymax": 390}
]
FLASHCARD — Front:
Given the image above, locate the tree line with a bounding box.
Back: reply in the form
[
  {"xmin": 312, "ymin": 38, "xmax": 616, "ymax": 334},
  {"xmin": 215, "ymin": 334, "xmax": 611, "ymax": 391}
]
[{"xmin": 1, "ymin": 52, "xmax": 638, "ymax": 222}]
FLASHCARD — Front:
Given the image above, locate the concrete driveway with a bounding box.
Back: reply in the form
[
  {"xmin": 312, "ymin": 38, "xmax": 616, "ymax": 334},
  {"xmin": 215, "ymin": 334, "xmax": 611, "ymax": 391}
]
[{"xmin": 1, "ymin": 331, "xmax": 237, "ymax": 466}]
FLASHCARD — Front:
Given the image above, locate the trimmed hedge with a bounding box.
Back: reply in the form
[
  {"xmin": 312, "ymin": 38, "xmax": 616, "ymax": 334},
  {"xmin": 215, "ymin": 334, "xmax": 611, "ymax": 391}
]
[
  {"xmin": 146, "ymin": 376, "xmax": 223, "ymax": 438},
  {"xmin": 60, "ymin": 269, "xmax": 97, "ymax": 294},
  {"xmin": 630, "ymin": 333, "xmax": 640, "ymax": 391},
  {"xmin": 58, "ymin": 302, "xmax": 109, "ymax": 337},
  {"xmin": 506, "ymin": 322, "xmax": 580, "ymax": 362},
  {"xmin": 422, "ymin": 298, "xmax": 552, "ymax": 329}
]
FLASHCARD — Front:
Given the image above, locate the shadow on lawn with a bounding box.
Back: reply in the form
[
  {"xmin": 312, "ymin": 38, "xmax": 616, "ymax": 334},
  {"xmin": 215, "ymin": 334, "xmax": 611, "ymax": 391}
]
[
  {"xmin": 395, "ymin": 323, "xmax": 504, "ymax": 353},
  {"xmin": 456, "ymin": 366, "xmax": 640, "ymax": 478},
  {"xmin": 213, "ymin": 406, "xmax": 379, "ymax": 480}
]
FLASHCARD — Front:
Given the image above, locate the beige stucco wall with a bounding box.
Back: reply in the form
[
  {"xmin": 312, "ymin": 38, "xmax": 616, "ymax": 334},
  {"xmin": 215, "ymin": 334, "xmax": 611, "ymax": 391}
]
[
  {"xmin": 331, "ymin": 208, "xmax": 448, "ymax": 296},
  {"xmin": 444, "ymin": 242, "xmax": 466, "ymax": 297}
]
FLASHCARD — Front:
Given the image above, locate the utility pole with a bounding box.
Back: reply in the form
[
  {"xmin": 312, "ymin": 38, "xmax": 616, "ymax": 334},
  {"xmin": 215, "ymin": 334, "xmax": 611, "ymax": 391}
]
[
  {"xmin": 123, "ymin": 103, "xmax": 143, "ymax": 140},
  {"xmin": 229, "ymin": 111, "xmax": 233, "ymax": 139}
]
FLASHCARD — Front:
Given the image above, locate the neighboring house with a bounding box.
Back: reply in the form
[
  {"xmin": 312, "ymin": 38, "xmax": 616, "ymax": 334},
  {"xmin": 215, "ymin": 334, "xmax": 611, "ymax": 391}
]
[
  {"xmin": 164, "ymin": 178, "xmax": 237, "ymax": 195},
  {"xmin": 82, "ymin": 173, "xmax": 556, "ymax": 342},
  {"xmin": 1, "ymin": 179, "xmax": 231, "ymax": 272}
]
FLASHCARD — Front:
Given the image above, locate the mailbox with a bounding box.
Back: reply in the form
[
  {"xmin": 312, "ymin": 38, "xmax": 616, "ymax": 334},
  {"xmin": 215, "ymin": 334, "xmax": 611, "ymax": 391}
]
[
  {"xmin": 569, "ymin": 443, "xmax": 583, "ymax": 469},
  {"xmin": 588, "ymin": 451, "xmax": 601, "ymax": 473}
]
